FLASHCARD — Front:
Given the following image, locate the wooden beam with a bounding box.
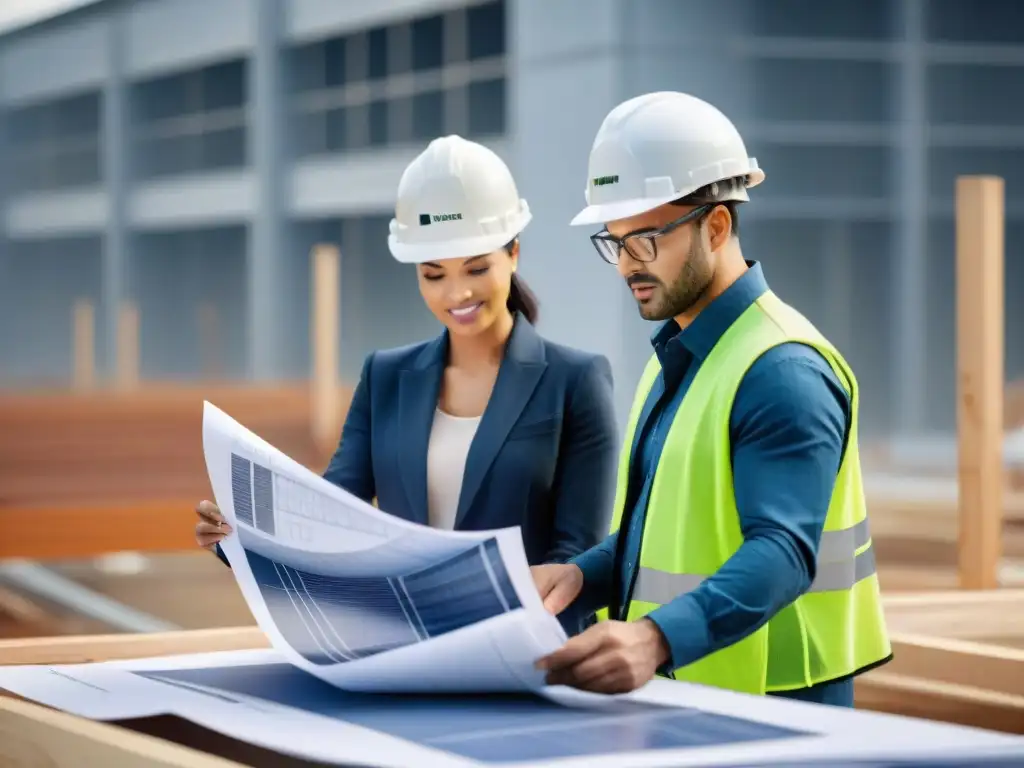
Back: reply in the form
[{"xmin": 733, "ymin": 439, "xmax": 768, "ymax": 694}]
[
  {"xmin": 116, "ymin": 301, "xmax": 140, "ymax": 392},
  {"xmin": 856, "ymin": 672, "xmax": 1024, "ymax": 734},
  {"xmin": 0, "ymin": 696, "xmax": 246, "ymax": 768},
  {"xmin": 72, "ymin": 299, "xmax": 96, "ymax": 392},
  {"xmin": 884, "ymin": 633, "xmax": 1024, "ymax": 696},
  {"xmin": 0, "ymin": 627, "xmax": 267, "ymax": 667},
  {"xmin": 880, "ymin": 589, "xmax": 1024, "ymax": 639},
  {"xmin": 310, "ymin": 243, "xmax": 341, "ymax": 455},
  {"xmin": 0, "ymin": 501, "xmax": 198, "ymax": 560},
  {"xmin": 956, "ymin": 175, "xmax": 1005, "ymax": 589}
]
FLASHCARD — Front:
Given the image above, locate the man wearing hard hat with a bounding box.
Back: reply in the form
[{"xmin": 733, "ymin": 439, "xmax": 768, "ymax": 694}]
[{"xmin": 533, "ymin": 92, "xmax": 891, "ymax": 707}]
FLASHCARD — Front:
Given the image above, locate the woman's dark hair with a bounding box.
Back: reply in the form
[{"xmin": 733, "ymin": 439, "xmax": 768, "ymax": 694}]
[{"xmin": 504, "ymin": 238, "xmax": 539, "ymax": 324}]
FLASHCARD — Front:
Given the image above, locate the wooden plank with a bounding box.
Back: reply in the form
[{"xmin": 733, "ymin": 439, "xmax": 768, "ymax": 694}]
[
  {"xmin": 956, "ymin": 175, "xmax": 1005, "ymax": 589},
  {"xmin": 72, "ymin": 299, "xmax": 96, "ymax": 392},
  {"xmin": 0, "ymin": 696, "xmax": 247, "ymax": 767},
  {"xmin": 116, "ymin": 301, "xmax": 141, "ymax": 393},
  {"xmin": 881, "ymin": 589, "xmax": 1024, "ymax": 637},
  {"xmin": 310, "ymin": 243, "xmax": 341, "ymax": 455},
  {"xmin": 0, "ymin": 627, "xmax": 268, "ymax": 666},
  {"xmin": 0, "ymin": 501, "xmax": 199, "ymax": 560},
  {"xmin": 884, "ymin": 633, "xmax": 1024, "ymax": 696},
  {"xmin": 856, "ymin": 672, "xmax": 1024, "ymax": 734}
]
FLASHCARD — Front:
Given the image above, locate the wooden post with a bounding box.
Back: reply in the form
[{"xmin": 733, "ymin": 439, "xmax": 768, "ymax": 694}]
[
  {"xmin": 956, "ymin": 175, "xmax": 1005, "ymax": 589},
  {"xmin": 71, "ymin": 299, "xmax": 96, "ymax": 392},
  {"xmin": 311, "ymin": 244, "xmax": 340, "ymax": 454},
  {"xmin": 115, "ymin": 301, "xmax": 140, "ymax": 392}
]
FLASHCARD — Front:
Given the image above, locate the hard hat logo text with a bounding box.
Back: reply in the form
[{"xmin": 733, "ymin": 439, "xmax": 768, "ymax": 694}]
[
  {"xmin": 419, "ymin": 213, "xmax": 464, "ymax": 225},
  {"xmin": 592, "ymin": 175, "xmax": 619, "ymax": 187}
]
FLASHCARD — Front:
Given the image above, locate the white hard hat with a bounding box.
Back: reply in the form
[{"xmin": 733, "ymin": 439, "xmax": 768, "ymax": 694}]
[
  {"xmin": 388, "ymin": 135, "xmax": 532, "ymax": 263},
  {"xmin": 570, "ymin": 91, "xmax": 766, "ymax": 227}
]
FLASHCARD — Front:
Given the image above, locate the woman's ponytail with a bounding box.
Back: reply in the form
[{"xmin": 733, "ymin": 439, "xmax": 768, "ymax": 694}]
[{"xmin": 507, "ymin": 272, "xmax": 539, "ymax": 325}]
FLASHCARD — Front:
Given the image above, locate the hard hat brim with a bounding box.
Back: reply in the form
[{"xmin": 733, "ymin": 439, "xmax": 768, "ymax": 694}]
[
  {"xmin": 388, "ymin": 213, "xmax": 531, "ymax": 264},
  {"xmin": 569, "ymin": 168, "xmax": 765, "ymax": 228},
  {"xmin": 569, "ymin": 193, "xmax": 681, "ymax": 228}
]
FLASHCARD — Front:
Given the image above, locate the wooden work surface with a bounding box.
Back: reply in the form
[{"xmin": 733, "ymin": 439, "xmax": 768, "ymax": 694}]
[
  {"xmin": 0, "ymin": 590, "xmax": 1021, "ymax": 768},
  {"xmin": 0, "ymin": 628, "xmax": 336, "ymax": 767}
]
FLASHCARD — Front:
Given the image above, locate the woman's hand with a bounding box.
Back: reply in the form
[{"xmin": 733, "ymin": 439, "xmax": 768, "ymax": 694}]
[{"xmin": 195, "ymin": 500, "xmax": 232, "ymax": 552}]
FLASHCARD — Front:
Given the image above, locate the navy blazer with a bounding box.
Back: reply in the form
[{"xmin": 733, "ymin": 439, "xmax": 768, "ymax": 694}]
[{"xmin": 323, "ymin": 315, "xmax": 619, "ymax": 567}]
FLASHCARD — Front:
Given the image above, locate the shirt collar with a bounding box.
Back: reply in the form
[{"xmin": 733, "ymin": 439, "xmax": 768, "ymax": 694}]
[{"xmin": 651, "ymin": 260, "xmax": 770, "ymax": 363}]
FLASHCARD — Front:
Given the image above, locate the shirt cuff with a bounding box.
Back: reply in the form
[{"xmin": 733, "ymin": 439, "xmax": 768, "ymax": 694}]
[
  {"xmin": 569, "ymin": 546, "xmax": 614, "ymax": 616},
  {"xmin": 646, "ymin": 592, "xmax": 712, "ymax": 672}
]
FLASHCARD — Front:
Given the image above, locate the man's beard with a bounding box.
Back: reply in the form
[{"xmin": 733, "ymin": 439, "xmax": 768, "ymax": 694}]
[{"xmin": 631, "ymin": 241, "xmax": 713, "ymax": 322}]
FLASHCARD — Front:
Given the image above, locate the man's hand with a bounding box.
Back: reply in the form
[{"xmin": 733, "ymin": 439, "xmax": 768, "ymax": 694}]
[
  {"xmin": 531, "ymin": 563, "xmax": 584, "ymax": 615},
  {"xmin": 535, "ymin": 619, "xmax": 671, "ymax": 694}
]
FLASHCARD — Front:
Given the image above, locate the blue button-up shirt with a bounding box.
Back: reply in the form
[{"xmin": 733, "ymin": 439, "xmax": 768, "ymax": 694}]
[{"xmin": 572, "ymin": 262, "xmax": 855, "ymax": 707}]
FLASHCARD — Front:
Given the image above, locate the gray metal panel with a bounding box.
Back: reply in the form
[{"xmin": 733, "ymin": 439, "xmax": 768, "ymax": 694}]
[
  {"xmin": 285, "ymin": 0, "xmax": 484, "ymax": 43},
  {"xmin": 102, "ymin": 9, "xmax": 128, "ymax": 379},
  {"xmin": 0, "ymin": 18, "xmax": 109, "ymax": 104},
  {"xmin": 248, "ymin": 0, "xmax": 287, "ymax": 380},
  {"xmin": 5, "ymin": 189, "xmax": 108, "ymax": 237},
  {"xmin": 124, "ymin": 0, "xmax": 255, "ymax": 78},
  {"xmin": 128, "ymin": 171, "xmax": 255, "ymax": 229},
  {"xmin": 892, "ymin": 0, "xmax": 929, "ymax": 434}
]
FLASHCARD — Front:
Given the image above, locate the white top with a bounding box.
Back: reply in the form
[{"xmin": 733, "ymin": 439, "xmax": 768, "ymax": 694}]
[{"xmin": 425, "ymin": 408, "xmax": 482, "ymax": 530}]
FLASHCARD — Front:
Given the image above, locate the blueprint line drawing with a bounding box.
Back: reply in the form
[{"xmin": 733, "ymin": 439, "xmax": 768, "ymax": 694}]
[
  {"xmin": 202, "ymin": 401, "xmax": 569, "ymax": 693},
  {"xmin": 245, "ymin": 535, "xmax": 523, "ymax": 665},
  {"xmin": 133, "ymin": 661, "xmax": 810, "ymax": 764},
  {"xmin": 2, "ymin": 648, "xmax": 1022, "ymax": 768}
]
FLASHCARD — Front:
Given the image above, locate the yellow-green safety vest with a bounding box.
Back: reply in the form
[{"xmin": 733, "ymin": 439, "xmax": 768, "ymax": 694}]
[{"xmin": 600, "ymin": 289, "xmax": 892, "ymax": 695}]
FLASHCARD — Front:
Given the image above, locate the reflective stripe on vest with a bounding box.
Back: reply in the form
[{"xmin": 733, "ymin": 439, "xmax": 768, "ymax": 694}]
[{"xmin": 634, "ymin": 522, "xmax": 877, "ymax": 606}]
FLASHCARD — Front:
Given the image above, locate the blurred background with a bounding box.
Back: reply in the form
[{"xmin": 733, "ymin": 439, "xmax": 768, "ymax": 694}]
[{"xmin": 0, "ymin": 0, "xmax": 1021, "ymax": 697}]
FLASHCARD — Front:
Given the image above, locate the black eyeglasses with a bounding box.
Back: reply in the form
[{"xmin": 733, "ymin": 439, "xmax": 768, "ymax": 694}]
[{"xmin": 589, "ymin": 204, "xmax": 714, "ymax": 265}]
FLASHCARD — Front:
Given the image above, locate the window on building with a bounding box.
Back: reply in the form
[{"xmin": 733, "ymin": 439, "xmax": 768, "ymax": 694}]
[
  {"xmin": 467, "ymin": 0, "xmax": 505, "ymax": 61},
  {"xmin": 412, "ymin": 89, "xmax": 445, "ymax": 140},
  {"xmin": 368, "ymin": 26, "xmax": 389, "ymax": 79},
  {"xmin": 289, "ymin": 0, "xmax": 507, "ymax": 159},
  {"xmin": 412, "ymin": 15, "xmax": 444, "ymax": 71},
  {"xmin": 130, "ymin": 58, "xmax": 248, "ymax": 180},
  {"xmin": 468, "ymin": 77, "xmax": 506, "ymax": 138},
  {"xmin": 7, "ymin": 90, "xmax": 102, "ymax": 193}
]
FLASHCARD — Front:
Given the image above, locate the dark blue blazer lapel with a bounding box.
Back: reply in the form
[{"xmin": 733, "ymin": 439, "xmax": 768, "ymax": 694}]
[
  {"xmin": 398, "ymin": 334, "xmax": 446, "ymax": 525},
  {"xmin": 455, "ymin": 317, "xmax": 546, "ymax": 528}
]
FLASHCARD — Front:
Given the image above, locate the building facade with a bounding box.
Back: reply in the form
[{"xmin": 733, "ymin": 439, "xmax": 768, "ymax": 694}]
[{"xmin": 0, "ymin": 0, "xmax": 1022, "ymax": 435}]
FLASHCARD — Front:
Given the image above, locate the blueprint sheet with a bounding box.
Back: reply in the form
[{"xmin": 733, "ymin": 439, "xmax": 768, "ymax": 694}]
[
  {"xmin": 0, "ymin": 648, "xmax": 1022, "ymax": 768},
  {"xmin": 201, "ymin": 401, "xmax": 568, "ymax": 694}
]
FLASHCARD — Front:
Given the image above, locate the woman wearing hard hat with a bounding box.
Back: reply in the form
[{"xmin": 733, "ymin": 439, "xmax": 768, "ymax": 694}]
[{"xmin": 195, "ymin": 136, "xmax": 619, "ymax": 632}]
